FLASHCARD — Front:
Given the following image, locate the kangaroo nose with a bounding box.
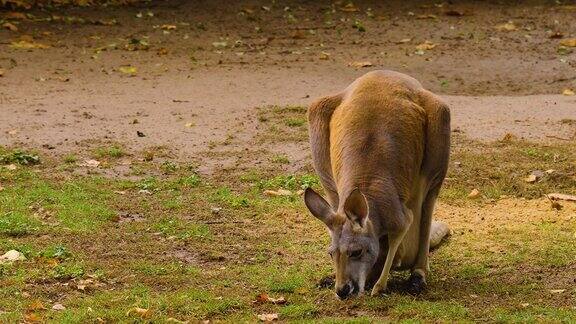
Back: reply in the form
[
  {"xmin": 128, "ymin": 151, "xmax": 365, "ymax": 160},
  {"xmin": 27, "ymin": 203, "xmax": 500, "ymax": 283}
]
[{"xmin": 336, "ymin": 283, "xmax": 352, "ymax": 299}]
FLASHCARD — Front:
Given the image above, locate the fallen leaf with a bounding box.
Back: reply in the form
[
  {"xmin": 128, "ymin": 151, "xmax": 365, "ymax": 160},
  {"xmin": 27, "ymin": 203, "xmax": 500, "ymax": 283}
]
[
  {"xmin": 559, "ymin": 38, "xmax": 576, "ymax": 47},
  {"xmin": 79, "ymin": 159, "xmax": 100, "ymax": 167},
  {"xmin": 3, "ymin": 22, "xmax": 18, "ymax": 31},
  {"xmin": 264, "ymin": 189, "xmax": 292, "ymax": 196},
  {"xmin": 0, "ymin": 250, "xmax": 26, "ymax": 264},
  {"xmin": 415, "ymin": 40, "xmax": 436, "ymax": 50},
  {"xmin": 4, "ymin": 12, "xmax": 28, "ymax": 19},
  {"xmin": 212, "ymin": 41, "xmax": 228, "ymax": 48},
  {"xmin": 24, "ymin": 313, "xmax": 41, "ymax": 322},
  {"xmin": 549, "ymin": 32, "xmax": 564, "ymax": 39},
  {"xmin": 52, "ymin": 303, "xmax": 66, "ymax": 311},
  {"xmin": 119, "ymin": 66, "xmax": 137, "ymax": 75},
  {"xmin": 0, "ymin": 184, "xmax": 4, "ymax": 191},
  {"xmin": 340, "ymin": 3, "xmax": 359, "ymax": 12},
  {"xmin": 349, "ymin": 61, "xmax": 373, "ymax": 68},
  {"xmin": 257, "ymin": 313, "xmax": 279, "ymax": 321},
  {"xmin": 495, "ymin": 21, "xmax": 517, "ymax": 31},
  {"xmin": 524, "ymin": 174, "xmax": 537, "ymax": 183},
  {"xmin": 546, "ymin": 193, "xmax": 576, "ymax": 202},
  {"xmin": 254, "ymin": 293, "xmax": 287, "ymax": 305},
  {"xmin": 161, "ymin": 24, "xmax": 177, "ymax": 30},
  {"xmin": 0, "ymin": 68, "xmax": 4, "ymax": 77},
  {"xmin": 319, "ymin": 51, "xmax": 330, "ymax": 60},
  {"xmin": 10, "ymin": 39, "xmax": 50, "ymax": 49},
  {"xmin": 185, "ymin": 122, "xmax": 195, "ymax": 127},
  {"xmin": 520, "ymin": 303, "xmax": 530, "ymax": 308},
  {"xmin": 444, "ymin": 9, "xmax": 465, "ymax": 16},
  {"xmin": 396, "ymin": 38, "xmax": 412, "ymax": 44},
  {"xmin": 28, "ymin": 300, "xmax": 46, "ymax": 311},
  {"xmin": 467, "ymin": 189, "xmax": 481, "ymax": 199},
  {"xmin": 166, "ymin": 318, "xmax": 188, "ymax": 323},
  {"xmin": 416, "ymin": 14, "xmax": 437, "ymax": 19},
  {"xmin": 127, "ymin": 307, "xmax": 151, "ymax": 318},
  {"xmin": 157, "ymin": 47, "xmax": 168, "ymax": 55},
  {"xmin": 562, "ymin": 89, "xmax": 575, "ymax": 96},
  {"xmin": 550, "ymin": 289, "xmax": 566, "ymax": 294}
]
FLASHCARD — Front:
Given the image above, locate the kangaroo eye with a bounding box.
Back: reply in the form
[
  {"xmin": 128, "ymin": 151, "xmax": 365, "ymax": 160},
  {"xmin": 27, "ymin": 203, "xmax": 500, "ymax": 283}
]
[{"xmin": 348, "ymin": 249, "xmax": 363, "ymax": 258}]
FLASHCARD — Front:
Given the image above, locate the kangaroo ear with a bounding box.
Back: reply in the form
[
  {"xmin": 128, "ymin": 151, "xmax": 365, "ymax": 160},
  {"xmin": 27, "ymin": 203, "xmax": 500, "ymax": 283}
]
[
  {"xmin": 344, "ymin": 188, "xmax": 369, "ymax": 227},
  {"xmin": 304, "ymin": 188, "xmax": 336, "ymax": 227}
]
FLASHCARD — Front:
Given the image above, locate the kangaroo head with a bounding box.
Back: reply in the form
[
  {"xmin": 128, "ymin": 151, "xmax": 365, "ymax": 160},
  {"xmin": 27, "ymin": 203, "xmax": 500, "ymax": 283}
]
[{"xmin": 304, "ymin": 188, "xmax": 379, "ymax": 299}]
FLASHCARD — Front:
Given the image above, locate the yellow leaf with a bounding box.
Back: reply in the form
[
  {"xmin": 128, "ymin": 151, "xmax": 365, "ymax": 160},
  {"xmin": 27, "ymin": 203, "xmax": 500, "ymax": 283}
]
[
  {"xmin": 340, "ymin": 3, "xmax": 359, "ymax": 12},
  {"xmin": 10, "ymin": 40, "xmax": 50, "ymax": 49},
  {"xmin": 127, "ymin": 307, "xmax": 151, "ymax": 318},
  {"xmin": 559, "ymin": 38, "xmax": 576, "ymax": 47},
  {"xmin": 495, "ymin": 21, "xmax": 517, "ymax": 31},
  {"xmin": 562, "ymin": 89, "xmax": 575, "ymax": 96},
  {"xmin": 119, "ymin": 66, "xmax": 137, "ymax": 75},
  {"xmin": 415, "ymin": 40, "xmax": 436, "ymax": 50},
  {"xmin": 161, "ymin": 24, "xmax": 177, "ymax": 30}
]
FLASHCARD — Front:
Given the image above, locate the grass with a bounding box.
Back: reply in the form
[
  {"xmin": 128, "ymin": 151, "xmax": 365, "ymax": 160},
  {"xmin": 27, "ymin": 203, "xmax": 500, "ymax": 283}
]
[{"xmin": 0, "ymin": 137, "xmax": 575, "ymax": 322}]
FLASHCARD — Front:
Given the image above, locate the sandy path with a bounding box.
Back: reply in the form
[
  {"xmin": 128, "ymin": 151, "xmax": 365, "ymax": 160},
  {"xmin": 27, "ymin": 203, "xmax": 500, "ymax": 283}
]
[{"xmin": 1, "ymin": 65, "xmax": 575, "ymax": 158}]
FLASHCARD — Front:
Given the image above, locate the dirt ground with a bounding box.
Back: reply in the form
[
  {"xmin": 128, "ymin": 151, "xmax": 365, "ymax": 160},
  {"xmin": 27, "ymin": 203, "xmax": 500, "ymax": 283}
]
[
  {"xmin": 1, "ymin": 0, "xmax": 576, "ymax": 160},
  {"xmin": 0, "ymin": 0, "xmax": 575, "ymax": 322}
]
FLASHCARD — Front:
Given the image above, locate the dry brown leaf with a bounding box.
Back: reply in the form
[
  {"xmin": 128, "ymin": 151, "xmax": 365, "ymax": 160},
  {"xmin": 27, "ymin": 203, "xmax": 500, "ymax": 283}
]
[
  {"xmin": 396, "ymin": 38, "xmax": 412, "ymax": 44},
  {"xmin": 3, "ymin": 22, "xmax": 18, "ymax": 31},
  {"xmin": 562, "ymin": 89, "xmax": 575, "ymax": 96},
  {"xmin": 495, "ymin": 21, "xmax": 517, "ymax": 31},
  {"xmin": 319, "ymin": 51, "xmax": 330, "ymax": 60},
  {"xmin": 28, "ymin": 300, "xmax": 46, "ymax": 311},
  {"xmin": 467, "ymin": 189, "xmax": 481, "ymax": 199},
  {"xmin": 415, "ymin": 40, "xmax": 436, "ymax": 50},
  {"xmin": 254, "ymin": 293, "xmax": 287, "ymax": 305},
  {"xmin": 10, "ymin": 39, "xmax": 50, "ymax": 49},
  {"xmin": 161, "ymin": 24, "xmax": 177, "ymax": 30},
  {"xmin": 349, "ymin": 61, "xmax": 373, "ymax": 68},
  {"xmin": 24, "ymin": 313, "xmax": 42, "ymax": 322},
  {"xmin": 4, "ymin": 12, "xmax": 28, "ymax": 20},
  {"xmin": 340, "ymin": 3, "xmax": 359, "ymax": 12},
  {"xmin": 549, "ymin": 32, "xmax": 564, "ymax": 39},
  {"xmin": 444, "ymin": 9, "xmax": 465, "ymax": 16},
  {"xmin": 560, "ymin": 38, "xmax": 576, "ymax": 47},
  {"xmin": 264, "ymin": 189, "xmax": 292, "ymax": 196},
  {"xmin": 257, "ymin": 313, "xmax": 279, "ymax": 321},
  {"xmin": 0, "ymin": 68, "xmax": 4, "ymax": 77},
  {"xmin": 416, "ymin": 14, "xmax": 437, "ymax": 19},
  {"xmin": 79, "ymin": 159, "xmax": 100, "ymax": 167}
]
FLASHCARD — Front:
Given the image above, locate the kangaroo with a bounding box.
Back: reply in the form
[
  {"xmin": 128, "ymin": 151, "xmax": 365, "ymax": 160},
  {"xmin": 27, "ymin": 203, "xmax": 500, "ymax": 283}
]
[{"xmin": 304, "ymin": 70, "xmax": 451, "ymax": 299}]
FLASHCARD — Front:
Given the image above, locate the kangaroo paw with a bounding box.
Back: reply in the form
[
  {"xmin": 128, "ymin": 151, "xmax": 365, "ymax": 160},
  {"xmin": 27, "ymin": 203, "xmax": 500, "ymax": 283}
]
[{"xmin": 405, "ymin": 272, "xmax": 426, "ymax": 295}]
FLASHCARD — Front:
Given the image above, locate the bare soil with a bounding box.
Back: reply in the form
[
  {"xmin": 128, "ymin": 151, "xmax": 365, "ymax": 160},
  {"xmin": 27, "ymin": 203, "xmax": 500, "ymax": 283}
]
[{"xmin": 1, "ymin": 0, "xmax": 576, "ymax": 164}]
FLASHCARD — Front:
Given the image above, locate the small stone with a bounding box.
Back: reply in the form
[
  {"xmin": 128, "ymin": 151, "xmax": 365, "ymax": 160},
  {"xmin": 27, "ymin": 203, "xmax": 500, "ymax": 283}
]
[
  {"xmin": 52, "ymin": 303, "xmax": 66, "ymax": 311},
  {"xmin": 0, "ymin": 250, "xmax": 26, "ymax": 264}
]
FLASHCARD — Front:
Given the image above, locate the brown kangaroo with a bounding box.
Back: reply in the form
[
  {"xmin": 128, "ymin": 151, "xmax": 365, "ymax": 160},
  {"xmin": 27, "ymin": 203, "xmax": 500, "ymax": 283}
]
[{"xmin": 304, "ymin": 70, "xmax": 450, "ymax": 298}]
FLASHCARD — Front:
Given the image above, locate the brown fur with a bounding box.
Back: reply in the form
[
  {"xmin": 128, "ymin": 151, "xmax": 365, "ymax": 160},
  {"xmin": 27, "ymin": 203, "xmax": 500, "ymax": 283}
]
[{"xmin": 305, "ymin": 70, "xmax": 450, "ymax": 297}]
